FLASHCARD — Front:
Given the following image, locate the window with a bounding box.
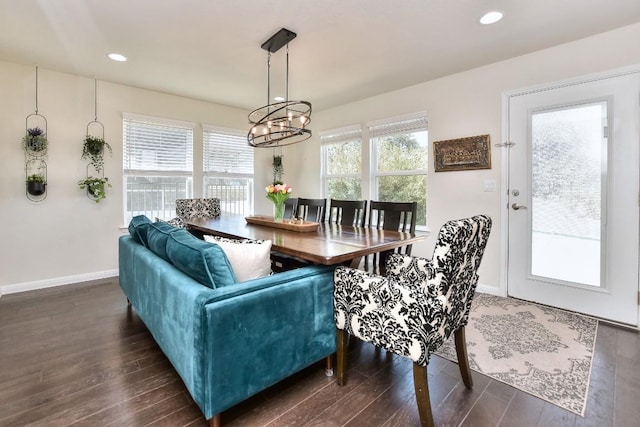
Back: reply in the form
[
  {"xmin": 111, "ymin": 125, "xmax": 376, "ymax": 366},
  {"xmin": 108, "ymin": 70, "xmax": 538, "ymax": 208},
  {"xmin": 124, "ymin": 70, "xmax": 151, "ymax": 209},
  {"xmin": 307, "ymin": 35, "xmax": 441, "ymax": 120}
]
[
  {"xmin": 123, "ymin": 113, "xmax": 193, "ymax": 223},
  {"xmin": 203, "ymin": 125, "xmax": 254, "ymax": 216},
  {"xmin": 320, "ymin": 125, "xmax": 362, "ymax": 200},
  {"xmin": 369, "ymin": 114, "xmax": 428, "ymax": 228}
]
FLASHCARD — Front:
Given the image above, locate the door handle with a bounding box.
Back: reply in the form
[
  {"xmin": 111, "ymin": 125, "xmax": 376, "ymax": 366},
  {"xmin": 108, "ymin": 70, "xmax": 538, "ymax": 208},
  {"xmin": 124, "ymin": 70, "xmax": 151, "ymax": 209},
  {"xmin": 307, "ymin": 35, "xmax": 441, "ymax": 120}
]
[{"xmin": 512, "ymin": 203, "xmax": 527, "ymax": 210}]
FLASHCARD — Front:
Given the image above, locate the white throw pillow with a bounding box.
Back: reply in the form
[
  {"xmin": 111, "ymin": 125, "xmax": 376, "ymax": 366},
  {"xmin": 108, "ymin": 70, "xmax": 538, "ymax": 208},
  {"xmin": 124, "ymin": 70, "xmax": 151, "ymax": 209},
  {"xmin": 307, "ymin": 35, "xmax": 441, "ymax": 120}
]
[{"xmin": 203, "ymin": 235, "xmax": 272, "ymax": 282}]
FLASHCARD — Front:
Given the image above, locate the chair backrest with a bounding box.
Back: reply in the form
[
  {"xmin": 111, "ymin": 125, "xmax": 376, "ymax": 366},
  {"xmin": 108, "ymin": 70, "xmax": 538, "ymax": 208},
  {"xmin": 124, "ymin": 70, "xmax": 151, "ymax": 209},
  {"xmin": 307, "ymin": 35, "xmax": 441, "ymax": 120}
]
[
  {"xmin": 284, "ymin": 197, "xmax": 298, "ymax": 220},
  {"xmin": 368, "ymin": 201, "xmax": 417, "ymax": 254},
  {"xmin": 175, "ymin": 198, "xmax": 221, "ymax": 220},
  {"xmin": 296, "ymin": 198, "xmax": 327, "ymax": 222},
  {"xmin": 328, "ymin": 199, "xmax": 367, "ymax": 226},
  {"xmin": 388, "ymin": 215, "xmax": 492, "ymax": 336}
]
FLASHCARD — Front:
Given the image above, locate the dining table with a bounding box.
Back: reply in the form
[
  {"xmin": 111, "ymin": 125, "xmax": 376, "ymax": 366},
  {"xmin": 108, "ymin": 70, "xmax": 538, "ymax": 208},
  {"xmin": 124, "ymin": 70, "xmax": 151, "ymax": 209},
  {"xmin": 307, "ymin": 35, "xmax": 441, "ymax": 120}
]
[{"xmin": 186, "ymin": 215, "xmax": 427, "ymax": 271}]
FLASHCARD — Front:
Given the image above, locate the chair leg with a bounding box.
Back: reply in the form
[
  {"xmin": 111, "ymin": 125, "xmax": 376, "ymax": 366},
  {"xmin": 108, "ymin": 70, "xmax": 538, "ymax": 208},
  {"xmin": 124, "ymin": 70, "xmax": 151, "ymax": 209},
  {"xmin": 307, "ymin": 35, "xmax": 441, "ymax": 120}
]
[
  {"xmin": 336, "ymin": 328, "xmax": 348, "ymax": 386},
  {"xmin": 412, "ymin": 363, "xmax": 435, "ymax": 427},
  {"xmin": 454, "ymin": 327, "xmax": 473, "ymax": 389},
  {"xmin": 209, "ymin": 414, "xmax": 221, "ymax": 427},
  {"xmin": 325, "ymin": 354, "xmax": 334, "ymax": 376}
]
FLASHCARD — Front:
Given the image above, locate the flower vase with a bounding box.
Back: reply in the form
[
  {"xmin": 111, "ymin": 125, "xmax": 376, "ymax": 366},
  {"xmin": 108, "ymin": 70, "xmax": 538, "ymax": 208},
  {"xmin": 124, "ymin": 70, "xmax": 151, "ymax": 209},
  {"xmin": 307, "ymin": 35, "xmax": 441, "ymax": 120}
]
[{"xmin": 273, "ymin": 201, "xmax": 285, "ymax": 222}]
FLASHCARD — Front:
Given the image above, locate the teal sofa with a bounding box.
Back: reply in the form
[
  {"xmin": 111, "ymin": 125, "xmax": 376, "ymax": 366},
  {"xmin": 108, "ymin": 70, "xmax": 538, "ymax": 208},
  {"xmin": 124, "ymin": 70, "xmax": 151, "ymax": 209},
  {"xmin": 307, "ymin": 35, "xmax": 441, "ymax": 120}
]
[{"xmin": 119, "ymin": 217, "xmax": 336, "ymax": 425}]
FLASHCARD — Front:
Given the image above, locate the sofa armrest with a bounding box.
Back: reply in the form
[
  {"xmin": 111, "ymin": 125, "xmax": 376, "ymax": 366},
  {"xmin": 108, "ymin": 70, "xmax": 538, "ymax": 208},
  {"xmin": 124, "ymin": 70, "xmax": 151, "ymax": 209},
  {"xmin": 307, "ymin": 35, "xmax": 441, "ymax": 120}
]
[{"xmin": 197, "ymin": 265, "xmax": 336, "ymax": 418}]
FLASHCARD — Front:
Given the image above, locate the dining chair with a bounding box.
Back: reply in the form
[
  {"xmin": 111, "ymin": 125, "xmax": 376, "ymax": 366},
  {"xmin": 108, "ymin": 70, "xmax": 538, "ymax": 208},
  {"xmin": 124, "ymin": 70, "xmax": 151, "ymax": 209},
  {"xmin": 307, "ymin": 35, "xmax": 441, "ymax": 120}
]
[
  {"xmin": 164, "ymin": 198, "xmax": 221, "ymax": 228},
  {"xmin": 365, "ymin": 200, "xmax": 417, "ymax": 273},
  {"xmin": 283, "ymin": 197, "xmax": 298, "ymax": 221},
  {"xmin": 328, "ymin": 199, "xmax": 367, "ymax": 226},
  {"xmin": 333, "ymin": 215, "xmax": 492, "ymax": 427},
  {"xmin": 270, "ymin": 197, "xmax": 319, "ymax": 272},
  {"xmin": 296, "ymin": 198, "xmax": 327, "ymax": 222}
]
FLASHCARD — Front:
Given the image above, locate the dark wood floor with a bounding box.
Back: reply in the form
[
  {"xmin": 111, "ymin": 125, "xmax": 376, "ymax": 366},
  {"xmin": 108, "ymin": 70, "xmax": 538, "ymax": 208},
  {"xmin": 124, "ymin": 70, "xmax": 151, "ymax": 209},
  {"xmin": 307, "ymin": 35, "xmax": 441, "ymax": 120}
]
[{"xmin": 0, "ymin": 278, "xmax": 638, "ymax": 427}]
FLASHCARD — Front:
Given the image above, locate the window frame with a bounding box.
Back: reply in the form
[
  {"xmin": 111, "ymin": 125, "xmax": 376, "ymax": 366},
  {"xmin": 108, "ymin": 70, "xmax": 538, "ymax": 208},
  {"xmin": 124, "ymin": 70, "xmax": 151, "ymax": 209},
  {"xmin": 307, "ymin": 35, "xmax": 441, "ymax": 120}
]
[
  {"xmin": 202, "ymin": 124, "xmax": 255, "ymax": 216},
  {"xmin": 320, "ymin": 125, "xmax": 363, "ymax": 199},
  {"xmin": 122, "ymin": 113, "xmax": 195, "ymax": 224}
]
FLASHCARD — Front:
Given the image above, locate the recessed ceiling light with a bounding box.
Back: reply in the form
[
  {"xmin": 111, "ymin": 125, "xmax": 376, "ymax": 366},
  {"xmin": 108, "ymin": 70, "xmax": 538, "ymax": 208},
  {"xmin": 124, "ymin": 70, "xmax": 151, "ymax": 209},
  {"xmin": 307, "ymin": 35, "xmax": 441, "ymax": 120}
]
[
  {"xmin": 480, "ymin": 11, "xmax": 504, "ymax": 25},
  {"xmin": 274, "ymin": 96, "xmax": 285, "ymax": 102},
  {"xmin": 108, "ymin": 53, "xmax": 127, "ymax": 62}
]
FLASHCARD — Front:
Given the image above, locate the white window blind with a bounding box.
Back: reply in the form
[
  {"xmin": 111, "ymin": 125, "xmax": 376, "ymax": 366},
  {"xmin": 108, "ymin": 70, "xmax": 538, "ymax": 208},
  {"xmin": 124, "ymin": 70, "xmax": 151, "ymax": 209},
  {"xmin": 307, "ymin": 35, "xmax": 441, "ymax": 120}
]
[
  {"xmin": 123, "ymin": 114, "xmax": 193, "ymax": 175},
  {"xmin": 122, "ymin": 114, "xmax": 194, "ymax": 223},
  {"xmin": 368, "ymin": 114, "xmax": 428, "ymax": 139},
  {"xmin": 202, "ymin": 126, "xmax": 254, "ymax": 216},
  {"xmin": 203, "ymin": 126, "xmax": 253, "ymax": 175}
]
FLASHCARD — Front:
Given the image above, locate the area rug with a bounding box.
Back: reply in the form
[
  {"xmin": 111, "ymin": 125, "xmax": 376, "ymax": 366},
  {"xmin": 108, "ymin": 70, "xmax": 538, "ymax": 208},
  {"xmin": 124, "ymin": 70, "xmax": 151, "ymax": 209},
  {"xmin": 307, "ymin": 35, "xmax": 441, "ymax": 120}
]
[{"xmin": 434, "ymin": 293, "xmax": 598, "ymax": 416}]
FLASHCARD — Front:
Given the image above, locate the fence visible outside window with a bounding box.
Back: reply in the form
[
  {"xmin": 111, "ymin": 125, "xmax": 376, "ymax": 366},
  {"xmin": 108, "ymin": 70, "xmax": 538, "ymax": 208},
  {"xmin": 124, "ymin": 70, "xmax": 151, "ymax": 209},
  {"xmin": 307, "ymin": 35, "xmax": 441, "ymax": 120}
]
[
  {"xmin": 123, "ymin": 113, "xmax": 193, "ymax": 223},
  {"xmin": 320, "ymin": 126, "xmax": 362, "ymax": 200},
  {"xmin": 203, "ymin": 125, "xmax": 254, "ymax": 216},
  {"xmin": 369, "ymin": 114, "xmax": 428, "ymax": 228}
]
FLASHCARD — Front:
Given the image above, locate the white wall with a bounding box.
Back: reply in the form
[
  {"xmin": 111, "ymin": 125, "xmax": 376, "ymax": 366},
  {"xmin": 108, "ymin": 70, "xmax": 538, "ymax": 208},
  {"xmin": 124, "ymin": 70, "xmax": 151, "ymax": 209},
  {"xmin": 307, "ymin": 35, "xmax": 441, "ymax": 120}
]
[
  {"xmin": 2, "ymin": 23, "xmax": 639, "ymax": 296},
  {"xmin": 278, "ymin": 22, "xmax": 640, "ymax": 294},
  {"xmin": 0, "ymin": 62, "xmax": 247, "ymax": 294}
]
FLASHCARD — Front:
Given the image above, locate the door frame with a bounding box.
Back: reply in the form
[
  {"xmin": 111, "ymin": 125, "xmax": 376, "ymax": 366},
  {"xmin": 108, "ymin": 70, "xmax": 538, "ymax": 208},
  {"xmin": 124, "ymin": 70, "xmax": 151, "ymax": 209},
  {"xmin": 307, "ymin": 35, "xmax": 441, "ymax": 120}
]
[{"xmin": 499, "ymin": 64, "xmax": 640, "ymax": 326}]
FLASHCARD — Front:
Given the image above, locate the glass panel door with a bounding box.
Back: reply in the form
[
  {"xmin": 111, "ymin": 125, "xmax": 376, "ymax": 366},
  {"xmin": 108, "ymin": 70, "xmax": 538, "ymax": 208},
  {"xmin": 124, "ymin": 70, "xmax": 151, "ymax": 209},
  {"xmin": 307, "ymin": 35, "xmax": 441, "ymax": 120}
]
[{"xmin": 530, "ymin": 102, "xmax": 606, "ymax": 287}]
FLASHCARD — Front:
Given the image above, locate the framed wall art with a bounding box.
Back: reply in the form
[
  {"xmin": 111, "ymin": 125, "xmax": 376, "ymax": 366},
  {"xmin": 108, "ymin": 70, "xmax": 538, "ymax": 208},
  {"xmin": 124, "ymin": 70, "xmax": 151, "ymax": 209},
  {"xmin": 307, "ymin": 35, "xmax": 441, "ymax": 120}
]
[{"xmin": 433, "ymin": 134, "xmax": 491, "ymax": 172}]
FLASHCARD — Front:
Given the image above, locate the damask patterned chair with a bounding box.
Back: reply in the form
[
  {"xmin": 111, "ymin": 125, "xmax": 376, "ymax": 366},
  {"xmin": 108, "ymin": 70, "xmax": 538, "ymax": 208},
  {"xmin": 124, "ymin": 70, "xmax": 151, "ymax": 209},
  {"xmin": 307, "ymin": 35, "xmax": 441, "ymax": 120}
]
[
  {"xmin": 333, "ymin": 215, "xmax": 492, "ymax": 427},
  {"xmin": 166, "ymin": 198, "xmax": 221, "ymax": 228}
]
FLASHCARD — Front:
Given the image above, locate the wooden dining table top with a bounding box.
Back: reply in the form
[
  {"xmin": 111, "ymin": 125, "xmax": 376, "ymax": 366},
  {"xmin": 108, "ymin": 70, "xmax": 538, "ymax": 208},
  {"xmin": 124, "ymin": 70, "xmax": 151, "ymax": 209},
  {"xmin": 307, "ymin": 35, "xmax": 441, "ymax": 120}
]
[{"xmin": 187, "ymin": 215, "xmax": 427, "ymax": 267}]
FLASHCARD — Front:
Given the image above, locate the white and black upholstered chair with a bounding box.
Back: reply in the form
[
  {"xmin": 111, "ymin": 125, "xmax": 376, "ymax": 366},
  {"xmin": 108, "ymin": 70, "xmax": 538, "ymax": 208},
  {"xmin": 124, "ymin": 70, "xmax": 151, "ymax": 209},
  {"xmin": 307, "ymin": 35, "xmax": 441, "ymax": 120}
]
[
  {"xmin": 166, "ymin": 198, "xmax": 221, "ymax": 228},
  {"xmin": 333, "ymin": 215, "xmax": 492, "ymax": 427}
]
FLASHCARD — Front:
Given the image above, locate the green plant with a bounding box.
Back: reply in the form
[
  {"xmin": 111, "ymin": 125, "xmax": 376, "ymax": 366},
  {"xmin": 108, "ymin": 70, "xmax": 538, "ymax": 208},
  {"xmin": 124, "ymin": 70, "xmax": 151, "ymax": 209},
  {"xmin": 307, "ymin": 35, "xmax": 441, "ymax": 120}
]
[
  {"xmin": 26, "ymin": 173, "xmax": 45, "ymax": 184},
  {"xmin": 26, "ymin": 173, "xmax": 46, "ymax": 196},
  {"xmin": 23, "ymin": 127, "xmax": 48, "ymax": 153},
  {"xmin": 78, "ymin": 176, "xmax": 111, "ymax": 203},
  {"xmin": 272, "ymin": 155, "xmax": 284, "ymax": 185},
  {"xmin": 82, "ymin": 135, "xmax": 112, "ymax": 173}
]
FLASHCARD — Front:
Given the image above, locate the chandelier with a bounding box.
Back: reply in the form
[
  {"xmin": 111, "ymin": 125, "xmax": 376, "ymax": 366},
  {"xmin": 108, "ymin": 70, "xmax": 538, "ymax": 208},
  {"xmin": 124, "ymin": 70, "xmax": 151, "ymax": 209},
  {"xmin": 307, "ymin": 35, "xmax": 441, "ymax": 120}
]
[{"xmin": 247, "ymin": 28, "xmax": 312, "ymax": 148}]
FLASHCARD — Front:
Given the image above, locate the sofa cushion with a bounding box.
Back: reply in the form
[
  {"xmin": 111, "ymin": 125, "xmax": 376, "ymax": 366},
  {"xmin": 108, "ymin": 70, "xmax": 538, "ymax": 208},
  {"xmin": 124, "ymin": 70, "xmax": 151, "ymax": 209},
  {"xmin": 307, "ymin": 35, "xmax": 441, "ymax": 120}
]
[
  {"xmin": 128, "ymin": 215, "xmax": 152, "ymax": 247},
  {"xmin": 146, "ymin": 221, "xmax": 180, "ymax": 262},
  {"xmin": 166, "ymin": 229, "xmax": 237, "ymax": 288},
  {"xmin": 204, "ymin": 235, "xmax": 272, "ymax": 282}
]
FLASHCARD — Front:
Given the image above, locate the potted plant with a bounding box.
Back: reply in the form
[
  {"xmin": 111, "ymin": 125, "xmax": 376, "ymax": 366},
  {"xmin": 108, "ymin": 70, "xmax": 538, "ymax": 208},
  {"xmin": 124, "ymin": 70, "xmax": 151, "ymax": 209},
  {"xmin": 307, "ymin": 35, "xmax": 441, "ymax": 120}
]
[
  {"xmin": 26, "ymin": 173, "xmax": 46, "ymax": 196},
  {"xmin": 23, "ymin": 127, "xmax": 48, "ymax": 153},
  {"xmin": 82, "ymin": 135, "xmax": 112, "ymax": 173},
  {"xmin": 78, "ymin": 176, "xmax": 111, "ymax": 203}
]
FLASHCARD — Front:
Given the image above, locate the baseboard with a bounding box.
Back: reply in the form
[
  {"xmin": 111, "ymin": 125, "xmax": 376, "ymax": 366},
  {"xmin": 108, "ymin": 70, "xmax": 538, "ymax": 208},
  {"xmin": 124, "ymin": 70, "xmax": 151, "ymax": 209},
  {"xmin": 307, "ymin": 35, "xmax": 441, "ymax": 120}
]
[
  {"xmin": 476, "ymin": 283, "xmax": 506, "ymax": 297},
  {"xmin": 0, "ymin": 270, "xmax": 119, "ymax": 297}
]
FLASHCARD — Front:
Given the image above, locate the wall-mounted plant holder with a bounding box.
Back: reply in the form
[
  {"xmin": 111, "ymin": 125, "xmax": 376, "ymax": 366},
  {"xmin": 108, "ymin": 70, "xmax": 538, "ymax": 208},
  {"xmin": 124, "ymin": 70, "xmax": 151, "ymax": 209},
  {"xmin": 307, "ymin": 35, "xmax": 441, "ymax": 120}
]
[
  {"xmin": 23, "ymin": 67, "xmax": 48, "ymax": 202},
  {"xmin": 23, "ymin": 116, "xmax": 48, "ymax": 201},
  {"xmin": 79, "ymin": 79, "xmax": 112, "ymax": 203}
]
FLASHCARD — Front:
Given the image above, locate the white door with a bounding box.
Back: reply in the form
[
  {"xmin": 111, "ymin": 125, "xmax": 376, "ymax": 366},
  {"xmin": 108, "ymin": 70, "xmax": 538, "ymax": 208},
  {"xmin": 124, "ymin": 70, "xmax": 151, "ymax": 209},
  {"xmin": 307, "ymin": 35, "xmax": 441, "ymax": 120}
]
[{"xmin": 506, "ymin": 69, "xmax": 640, "ymax": 325}]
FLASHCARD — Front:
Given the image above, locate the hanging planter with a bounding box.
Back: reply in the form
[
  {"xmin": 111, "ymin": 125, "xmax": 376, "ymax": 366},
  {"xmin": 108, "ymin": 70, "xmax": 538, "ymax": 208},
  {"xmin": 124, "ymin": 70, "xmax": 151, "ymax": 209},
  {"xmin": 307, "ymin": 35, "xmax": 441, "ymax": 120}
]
[
  {"xmin": 82, "ymin": 135, "xmax": 112, "ymax": 174},
  {"xmin": 23, "ymin": 67, "xmax": 48, "ymax": 202},
  {"xmin": 26, "ymin": 173, "xmax": 46, "ymax": 196},
  {"xmin": 272, "ymin": 154, "xmax": 284, "ymax": 185},
  {"xmin": 23, "ymin": 127, "xmax": 48, "ymax": 154},
  {"xmin": 78, "ymin": 176, "xmax": 111, "ymax": 203}
]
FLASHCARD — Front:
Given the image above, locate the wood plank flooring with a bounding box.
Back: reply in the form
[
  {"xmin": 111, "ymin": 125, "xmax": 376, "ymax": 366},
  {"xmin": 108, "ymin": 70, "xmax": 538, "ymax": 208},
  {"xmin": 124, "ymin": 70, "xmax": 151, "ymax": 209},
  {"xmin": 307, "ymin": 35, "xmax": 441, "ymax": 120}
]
[{"xmin": 0, "ymin": 278, "xmax": 638, "ymax": 426}]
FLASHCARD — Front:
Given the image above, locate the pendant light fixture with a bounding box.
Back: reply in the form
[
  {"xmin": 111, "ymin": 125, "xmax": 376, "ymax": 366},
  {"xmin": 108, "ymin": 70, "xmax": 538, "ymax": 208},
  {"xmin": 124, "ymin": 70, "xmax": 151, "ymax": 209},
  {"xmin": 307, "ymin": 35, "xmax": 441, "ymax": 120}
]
[{"xmin": 247, "ymin": 28, "xmax": 312, "ymax": 148}]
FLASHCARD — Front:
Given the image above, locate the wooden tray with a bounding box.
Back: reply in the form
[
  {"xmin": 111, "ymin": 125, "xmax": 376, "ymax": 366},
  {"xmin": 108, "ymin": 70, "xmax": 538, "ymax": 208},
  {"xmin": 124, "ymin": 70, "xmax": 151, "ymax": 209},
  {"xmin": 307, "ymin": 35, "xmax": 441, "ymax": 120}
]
[{"xmin": 245, "ymin": 215, "xmax": 319, "ymax": 232}]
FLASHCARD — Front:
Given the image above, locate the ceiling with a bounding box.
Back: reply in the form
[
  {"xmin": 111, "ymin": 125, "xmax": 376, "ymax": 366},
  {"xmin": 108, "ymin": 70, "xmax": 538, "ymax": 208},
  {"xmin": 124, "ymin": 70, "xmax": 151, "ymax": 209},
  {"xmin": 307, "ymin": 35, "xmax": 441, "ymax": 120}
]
[{"xmin": 1, "ymin": 1, "xmax": 639, "ymax": 112}]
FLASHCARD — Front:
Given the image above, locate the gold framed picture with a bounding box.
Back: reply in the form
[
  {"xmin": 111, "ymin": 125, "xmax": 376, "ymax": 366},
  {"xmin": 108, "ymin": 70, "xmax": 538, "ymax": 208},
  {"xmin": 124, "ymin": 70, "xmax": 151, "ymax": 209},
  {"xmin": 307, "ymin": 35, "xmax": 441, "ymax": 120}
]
[{"xmin": 433, "ymin": 134, "xmax": 491, "ymax": 172}]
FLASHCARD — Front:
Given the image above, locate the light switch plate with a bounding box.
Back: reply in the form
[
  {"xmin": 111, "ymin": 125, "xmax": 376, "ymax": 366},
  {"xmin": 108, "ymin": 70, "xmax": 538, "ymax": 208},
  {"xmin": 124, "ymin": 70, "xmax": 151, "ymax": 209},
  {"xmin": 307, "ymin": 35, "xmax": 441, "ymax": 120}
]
[{"xmin": 483, "ymin": 179, "xmax": 496, "ymax": 192}]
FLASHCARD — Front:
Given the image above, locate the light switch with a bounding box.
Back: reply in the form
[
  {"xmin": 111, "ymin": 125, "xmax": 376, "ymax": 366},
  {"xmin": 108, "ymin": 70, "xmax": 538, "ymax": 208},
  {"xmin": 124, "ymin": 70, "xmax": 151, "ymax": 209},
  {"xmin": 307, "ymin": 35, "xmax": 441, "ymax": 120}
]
[{"xmin": 483, "ymin": 179, "xmax": 496, "ymax": 192}]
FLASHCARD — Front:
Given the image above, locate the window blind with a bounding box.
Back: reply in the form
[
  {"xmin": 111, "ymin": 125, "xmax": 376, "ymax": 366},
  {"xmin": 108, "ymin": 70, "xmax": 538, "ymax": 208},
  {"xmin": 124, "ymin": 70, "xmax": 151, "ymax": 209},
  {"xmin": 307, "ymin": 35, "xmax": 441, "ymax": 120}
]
[
  {"xmin": 319, "ymin": 125, "xmax": 362, "ymax": 145},
  {"xmin": 123, "ymin": 115, "xmax": 193, "ymax": 175},
  {"xmin": 368, "ymin": 114, "xmax": 428, "ymax": 138},
  {"xmin": 203, "ymin": 127, "xmax": 253, "ymax": 175}
]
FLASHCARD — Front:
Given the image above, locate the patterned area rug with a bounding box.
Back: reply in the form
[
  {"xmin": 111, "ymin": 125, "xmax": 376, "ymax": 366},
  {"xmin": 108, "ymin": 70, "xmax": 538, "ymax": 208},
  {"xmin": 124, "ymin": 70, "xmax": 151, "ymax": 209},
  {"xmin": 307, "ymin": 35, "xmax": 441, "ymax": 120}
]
[{"xmin": 434, "ymin": 293, "xmax": 598, "ymax": 416}]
